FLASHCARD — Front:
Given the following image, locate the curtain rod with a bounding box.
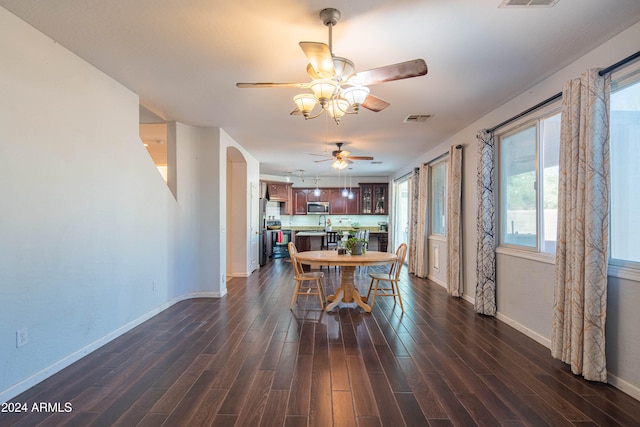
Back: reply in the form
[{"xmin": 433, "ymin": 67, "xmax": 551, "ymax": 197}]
[
  {"xmin": 393, "ymin": 170, "xmax": 415, "ymax": 182},
  {"xmin": 487, "ymin": 49, "xmax": 640, "ymax": 134}
]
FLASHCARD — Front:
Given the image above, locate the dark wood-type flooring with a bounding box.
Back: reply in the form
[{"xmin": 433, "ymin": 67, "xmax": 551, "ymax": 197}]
[{"xmin": 4, "ymin": 259, "xmax": 640, "ymax": 426}]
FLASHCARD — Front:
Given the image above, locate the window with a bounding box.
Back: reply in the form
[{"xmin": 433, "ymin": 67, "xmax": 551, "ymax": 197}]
[
  {"xmin": 430, "ymin": 161, "xmax": 447, "ymax": 235},
  {"xmin": 498, "ymin": 112, "xmax": 560, "ymax": 253},
  {"xmin": 610, "ymin": 70, "xmax": 640, "ymax": 265}
]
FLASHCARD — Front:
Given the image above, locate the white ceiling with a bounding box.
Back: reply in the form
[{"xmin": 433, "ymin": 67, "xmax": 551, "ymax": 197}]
[{"xmin": 2, "ymin": 0, "xmax": 639, "ymax": 178}]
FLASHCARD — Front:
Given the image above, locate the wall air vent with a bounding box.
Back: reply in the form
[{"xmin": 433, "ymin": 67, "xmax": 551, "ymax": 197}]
[
  {"xmin": 403, "ymin": 114, "xmax": 432, "ymax": 123},
  {"xmin": 499, "ymin": 0, "xmax": 559, "ymax": 7}
]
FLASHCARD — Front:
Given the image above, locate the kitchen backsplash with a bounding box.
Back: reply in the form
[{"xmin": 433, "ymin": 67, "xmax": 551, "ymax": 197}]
[{"xmin": 280, "ymin": 214, "xmax": 388, "ymax": 228}]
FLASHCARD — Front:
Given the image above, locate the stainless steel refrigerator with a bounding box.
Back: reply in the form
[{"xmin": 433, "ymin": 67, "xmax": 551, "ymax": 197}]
[{"xmin": 258, "ymin": 198, "xmax": 268, "ymax": 266}]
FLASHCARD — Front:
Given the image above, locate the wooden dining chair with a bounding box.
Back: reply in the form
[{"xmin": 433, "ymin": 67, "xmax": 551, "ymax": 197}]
[
  {"xmin": 288, "ymin": 242, "xmax": 326, "ymax": 309},
  {"xmin": 366, "ymin": 243, "xmax": 408, "ymax": 311}
]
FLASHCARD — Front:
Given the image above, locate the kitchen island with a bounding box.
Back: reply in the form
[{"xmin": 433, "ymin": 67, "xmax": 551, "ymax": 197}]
[{"xmin": 291, "ymin": 228, "xmax": 388, "ymax": 253}]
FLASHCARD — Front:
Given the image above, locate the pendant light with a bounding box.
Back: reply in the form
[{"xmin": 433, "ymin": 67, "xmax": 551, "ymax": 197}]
[
  {"xmin": 342, "ymin": 170, "xmax": 349, "ymax": 197},
  {"xmin": 348, "ymin": 172, "xmax": 354, "ymax": 199}
]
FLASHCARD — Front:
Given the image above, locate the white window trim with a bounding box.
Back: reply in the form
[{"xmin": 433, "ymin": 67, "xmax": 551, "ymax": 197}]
[
  {"xmin": 497, "ymin": 104, "xmax": 561, "ymax": 254},
  {"xmin": 429, "ymin": 158, "xmax": 448, "ymax": 237},
  {"xmin": 608, "ymin": 60, "xmax": 640, "ymax": 273}
]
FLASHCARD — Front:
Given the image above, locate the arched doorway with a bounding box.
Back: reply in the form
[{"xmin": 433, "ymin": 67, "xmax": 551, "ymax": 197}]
[{"xmin": 226, "ymin": 147, "xmax": 248, "ymax": 277}]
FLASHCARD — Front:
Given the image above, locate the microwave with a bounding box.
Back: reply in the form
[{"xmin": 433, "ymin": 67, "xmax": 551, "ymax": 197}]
[{"xmin": 307, "ymin": 202, "xmax": 330, "ymax": 214}]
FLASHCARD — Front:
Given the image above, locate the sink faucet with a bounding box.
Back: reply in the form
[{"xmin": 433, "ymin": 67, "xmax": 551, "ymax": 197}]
[{"xmin": 318, "ymin": 215, "xmax": 326, "ymax": 227}]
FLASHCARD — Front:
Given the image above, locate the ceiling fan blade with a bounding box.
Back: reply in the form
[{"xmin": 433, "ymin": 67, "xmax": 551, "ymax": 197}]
[
  {"xmin": 309, "ymin": 153, "xmax": 333, "ymax": 157},
  {"xmin": 290, "ymin": 107, "xmax": 302, "ymax": 115},
  {"xmin": 314, "ymin": 158, "xmax": 334, "ymax": 163},
  {"xmin": 350, "ymin": 59, "xmax": 427, "ymax": 85},
  {"xmin": 236, "ymin": 82, "xmax": 310, "ymax": 88},
  {"xmin": 362, "ymin": 94, "xmax": 390, "ymax": 112},
  {"xmin": 348, "ymin": 156, "xmax": 374, "ymax": 161},
  {"xmin": 306, "ymin": 63, "xmax": 321, "ymax": 79},
  {"xmin": 299, "ymin": 42, "xmax": 335, "ymax": 78}
]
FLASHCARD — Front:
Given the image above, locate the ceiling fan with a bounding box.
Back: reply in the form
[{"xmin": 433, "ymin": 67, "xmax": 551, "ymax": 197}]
[
  {"xmin": 236, "ymin": 8, "xmax": 428, "ymax": 124},
  {"xmin": 311, "ymin": 142, "xmax": 374, "ymax": 169}
]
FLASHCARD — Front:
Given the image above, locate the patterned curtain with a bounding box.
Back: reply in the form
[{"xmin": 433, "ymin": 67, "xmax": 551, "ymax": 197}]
[
  {"xmin": 447, "ymin": 145, "xmax": 463, "ymax": 297},
  {"xmin": 475, "ymin": 130, "xmax": 497, "ymax": 316},
  {"xmin": 551, "ymin": 69, "xmax": 610, "ymax": 383},
  {"xmin": 409, "ymin": 164, "xmax": 429, "ymax": 278},
  {"xmin": 408, "ymin": 169, "xmax": 419, "ymax": 274}
]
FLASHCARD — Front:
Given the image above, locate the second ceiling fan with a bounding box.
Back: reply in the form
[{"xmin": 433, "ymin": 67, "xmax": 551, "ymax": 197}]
[
  {"xmin": 236, "ymin": 8, "xmax": 428, "ymax": 124},
  {"xmin": 311, "ymin": 142, "xmax": 374, "ymax": 170}
]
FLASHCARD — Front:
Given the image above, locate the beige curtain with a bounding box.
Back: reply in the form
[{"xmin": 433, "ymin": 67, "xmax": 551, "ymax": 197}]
[
  {"xmin": 447, "ymin": 145, "xmax": 463, "ymax": 296},
  {"xmin": 551, "ymin": 69, "xmax": 610, "ymax": 383},
  {"xmin": 409, "ymin": 164, "xmax": 429, "ymax": 277}
]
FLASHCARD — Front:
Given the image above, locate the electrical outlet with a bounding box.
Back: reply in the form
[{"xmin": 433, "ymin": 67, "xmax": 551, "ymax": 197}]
[{"xmin": 16, "ymin": 328, "xmax": 28, "ymax": 348}]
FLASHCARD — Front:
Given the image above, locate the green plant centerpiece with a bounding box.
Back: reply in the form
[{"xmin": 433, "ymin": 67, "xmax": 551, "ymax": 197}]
[{"xmin": 345, "ymin": 237, "xmax": 367, "ymax": 255}]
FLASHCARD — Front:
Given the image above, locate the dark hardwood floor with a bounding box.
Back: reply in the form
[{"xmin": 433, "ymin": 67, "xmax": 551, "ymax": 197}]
[{"xmin": 3, "ymin": 259, "xmax": 640, "ymax": 426}]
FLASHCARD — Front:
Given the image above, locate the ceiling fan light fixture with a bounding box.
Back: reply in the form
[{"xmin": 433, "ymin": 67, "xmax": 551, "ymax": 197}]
[
  {"xmin": 309, "ymin": 79, "xmax": 338, "ymax": 106},
  {"xmin": 342, "ymin": 85, "xmax": 370, "ymax": 111},
  {"xmin": 326, "ymin": 98, "xmax": 350, "ymax": 123},
  {"xmin": 333, "ymin": 57, "xmax": 355, "ymax": 82},
  {"xmin": 331, "ymin": 159, "xmax": 348, "ymax": 170},
  {"xmin": 293, "ymin": 94, "xmax": 318, "ymax": 118}
]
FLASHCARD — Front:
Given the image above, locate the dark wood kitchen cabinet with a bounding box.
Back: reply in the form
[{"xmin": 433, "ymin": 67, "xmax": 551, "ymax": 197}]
[
  {"xmin": 328, "ymin": 188, "xmax": 360, "ymax": 214},
  {"xmin": 262, "ymin": 181, "xmax": 292, "ymax": 215},
  {"xmin": 378, "ymin": 233, "xmax": 389, "ymax": 252},
  {"xmin": 360, "ymin": 183, "xmax": 388, "ymax": 214},
  {"xmin": 293, "ymin": 188, "xmax": 331, "ymax": 214},
  {"xmin": 265, "ymin": 182, "xmax": 291, "ymax": 202},
  {"xmin": 346, "ymin": 188, "xmax": 360, "ymax": 214},
  {"xmin": 293, "ymin": 189, "xmax": 308, "ymax": 215},
  {"xmin": 306, "ymin": 189, "xmax": 329, "ymax": 202}
]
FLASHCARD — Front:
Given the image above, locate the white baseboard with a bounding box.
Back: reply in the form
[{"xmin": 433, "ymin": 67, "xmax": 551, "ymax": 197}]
[
  {"xmin": 420, "ymin": 277, "xmax": 639, "ymax": 400},
  {"xmin": 0, "ymin": 293, "xmax": 221, "ymax": 402},
  {"xmin": 495, "ymin": 312, "xmax": 552, "ymax": 348},
  {"xmin": 494, "ymin": 312, "xmax": 640, "ymax": 400},
  {"xmin": 427, "ymin": 275, "xmax": 448, "ymax": 289},
  {"xmin": 461, "ymin": 293, "xmax": 474, "ymax": 305},
  {"xmin": 608, "ymin": 373, "xmax": 640, "ymax": 401}
]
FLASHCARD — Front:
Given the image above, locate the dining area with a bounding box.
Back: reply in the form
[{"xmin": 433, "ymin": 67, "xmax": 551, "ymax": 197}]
[{"xmin": 287, "ymin": 238, "xmax": 407, "ymax": 313}]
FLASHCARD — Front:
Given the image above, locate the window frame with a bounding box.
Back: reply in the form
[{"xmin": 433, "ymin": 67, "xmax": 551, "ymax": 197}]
[
  {"xmin": 429, "ymin": 158, "xmax": 448, "ymax": 237},
  {"xmin": 608, "ymin": 60, "xmax": 640, "ymax": 275},
  {"xmin": 496, "ymin": 103, "xmax": 561, "ymax": 258}
]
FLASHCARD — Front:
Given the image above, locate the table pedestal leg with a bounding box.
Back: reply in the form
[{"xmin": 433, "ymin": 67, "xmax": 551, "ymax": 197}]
[{"xmin": 325, "ymin": 265, "xmax": 372, "ymax": 312}]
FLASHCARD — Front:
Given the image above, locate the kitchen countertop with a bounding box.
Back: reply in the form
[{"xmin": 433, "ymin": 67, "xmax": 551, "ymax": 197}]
[
  {"xmin": 295, "ymin": 231, "xmax": 327, "ymax": 237},
  {"xmin": 286, "ymin": 226, "xmax": 387, "ymax": 234}
]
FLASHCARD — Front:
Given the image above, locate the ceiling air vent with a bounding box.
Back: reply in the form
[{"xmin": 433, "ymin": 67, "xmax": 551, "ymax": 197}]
[
  {"xmin": 403, "ymin": 114, "xmax": 432, "ymax": 124},
  {"xmin": 499, "ymin": 0, "xmax": 559, "ymax": 7}
]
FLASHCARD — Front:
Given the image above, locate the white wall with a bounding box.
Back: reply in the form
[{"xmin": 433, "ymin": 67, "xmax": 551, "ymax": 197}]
[
  {"xmin": 0, "ymin": 7, "xmax": 260, "ymax": 401},
  {"xmin": 393, "ymin": 21, "xmax": 640, "ymax": 398},
  {"xmin": 0, "ymin": 7, "xmax": 175, "ymax": 399}
]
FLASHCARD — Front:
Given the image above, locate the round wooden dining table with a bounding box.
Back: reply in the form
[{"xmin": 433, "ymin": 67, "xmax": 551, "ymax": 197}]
[{"xmin": 293, "ymin": 250, "xmax": 397, "ymax": 312}]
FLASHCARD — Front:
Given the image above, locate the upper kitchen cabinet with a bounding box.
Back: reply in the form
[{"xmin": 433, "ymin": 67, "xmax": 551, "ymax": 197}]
[
  {"xmin": 293, "ymin": 189, "xmax": 308, "ymax": 215},
  {"xmin": 266, "ymin": 182, "xmax": 291, "ymax": 202},
  {"xmin": 262, "ymin": 181, "xmax": 293, "ymax": 215},
  {"xmin": 329, "ymin": 188, "xmax": 360, "ymax": 215},
  {"xmin": 306, "ymin": 189, "xmax": 330, "ymax": 203},
  {"xmin": 360, "ymin": 183, "xmax": 388, "ymax": 214},
  {"xmin": 293, "ymin": 188, "xmax": 331, "ymax": 214}
]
